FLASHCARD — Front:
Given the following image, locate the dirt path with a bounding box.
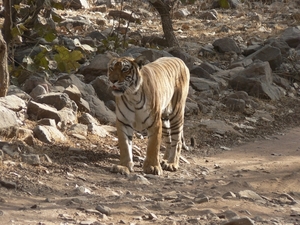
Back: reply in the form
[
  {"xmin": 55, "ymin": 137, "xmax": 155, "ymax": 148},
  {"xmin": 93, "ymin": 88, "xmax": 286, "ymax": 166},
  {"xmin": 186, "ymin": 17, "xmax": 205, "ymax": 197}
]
[{"xmin": 1, "ymin": 127, "xmax": 300, "ymax": 225}]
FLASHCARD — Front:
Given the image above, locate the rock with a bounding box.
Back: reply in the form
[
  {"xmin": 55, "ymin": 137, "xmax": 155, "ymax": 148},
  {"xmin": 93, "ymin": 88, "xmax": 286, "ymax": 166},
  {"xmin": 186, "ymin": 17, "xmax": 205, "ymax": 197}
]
[
  {"xmin": 68, "ymin": 124, "xmax": 88, "ymax": 136},
  {"xmin": 27, "ymin": 100, "xmax": 77, "ymax": 124},
  {"xmin": 38, "ymin": 118, "xmax": 57, "ymax": 127},
  {"xmin": 218, "ymin": 210, "xmax": 239, "ymax": 220},
  {"xmin": 185, "ymin": 102, "xmax": 199, "ymax": 116},
  {"xmin": 7, "ymin": 85, "xmax": 31, "ymax": 101},
  {"xmin": 194, "ymin": 194, "xmax": 209, "ymax": 204},
  {"xmin": 88, "ymin": 123, "xmax": 108, "ymax": 137},
  {"xmin": 78, "ymin": 53, "xmax": 112, "ymax": 83},
  {"xmin": 0, "ymin": 179, "xmax": 17, "ymax": 189},
  {"xmin": 280, "ymin": 27, "xmax": 300, "ymax": 48},
  {"xmin": 190, "ymin": 66, "xmax": 212, "ymax": 80},
  {"xmin": 33, "ymin": 125, "xmax": 67, "ymax": 144},
  {"xmin": 0, "ymin": 142, "xmax": 19, "ymax": 158},
  {"xmin": 16, "ymin": 128, "xmax": 34, "ymax": 145},
  {"xmin": 173, "ymin": 8, "xmax": 190, "ymax": 19},
  {"xmin": 63, "ymin": 84, "xmax": 81, "ymax": 103},
  {"xmin": 55, "ymin": 74, "xmax": 96, "ymax": 98},
  {"xmin": 36, "ymin": 93, "xmax": 76, "ymax": 111},
  {"xmin": 21, "ymin": 154, "xmax": 41, "ymax": 166},
  {"xmin": 85, "ymin": 95, "xmax": 115, "ymax": 125},
  {"xmin": 30, "ymin": 85, "xmax": 48, "ymax": 99},
  {"xmin": 223, "ymin": 217, "xmax": 255, "ymax": 225},
  {"xmin": 22, "ymin": 76, "xmax": 51, "ymax": 94},
  {"xmin": 0, "ymin": 105, "xmax": 20, "ymax": 130},
  {"xmin": 0, "ymin": 95, "xmax": 27, "ymax": 112},
  {"xmin": 224, "ymin": 98, "xmax": 246, "ymax": 112},
  {"xmin": 0, "ymin": 95, "xmax": 27, "ymax": 123},
  {"xmin": 222, "ymin": 191, "xmax": 237, "ymax": 199},
  {"xmin": 95, "ymin": 204, "xmax": 111, "ymax": 216},
  {"xmin": 198, "ymin": 10, "xmax": 218, "ymax": 20},
  {"xmin": 229, "ymin": 61, "xmax": 284, "ymax": 100},
  {"xmin": 213, "ymin": 37, "xmax": 241, "ymax": 54},
  {"xmin": 237, "ymin": 190, "xmax": 263, "ymax": 201},
  {"xmin": 62, "ymin": 0, "xmax": 90, "ymax": 9},
  {"xmin": 168, "ymin": 48, "xmax": 196, "ymax": 69},
  {"xmin": 245, "ymin": 45, "xmax": 282, "ymax": 70},
  {"xmin": 78, "ymin": 113, "xmax": 100, "ymax": 125},
  {"xmin": 190, "ymin": 77, "xmax": 220, "ymax": 93},
  {"xmin": 200, "ymin": 119, "xmax": 242, "ymax": 136},
  {"xmin": 199, "ymin": 62, "xmax": 222, "ymax": 74},
  {"xmin": 139, "ymin": 49, "xmax": 173, "ymax": 62},
  {"xmin": 265, "ymin": 38, "xmax": 291, "ymax": 57},
  {"xmin": 91, "ymin": 75, "xmax": 115, "ymax": 103}
]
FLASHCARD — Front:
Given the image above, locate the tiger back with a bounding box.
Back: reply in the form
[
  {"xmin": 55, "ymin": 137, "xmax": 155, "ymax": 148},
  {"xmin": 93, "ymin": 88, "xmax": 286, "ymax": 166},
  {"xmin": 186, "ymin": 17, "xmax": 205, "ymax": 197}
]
[{"xmin": 107, "ymin": 56, "xmax": 190, "ymax": 175}]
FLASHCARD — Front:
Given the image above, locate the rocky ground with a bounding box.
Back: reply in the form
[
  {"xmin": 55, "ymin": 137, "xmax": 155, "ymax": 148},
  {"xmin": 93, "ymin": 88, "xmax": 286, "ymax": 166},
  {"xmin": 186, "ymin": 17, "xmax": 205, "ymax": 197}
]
[{"xmin": 1, "ymin": 0, "xmax": 300, "ymax": 225}]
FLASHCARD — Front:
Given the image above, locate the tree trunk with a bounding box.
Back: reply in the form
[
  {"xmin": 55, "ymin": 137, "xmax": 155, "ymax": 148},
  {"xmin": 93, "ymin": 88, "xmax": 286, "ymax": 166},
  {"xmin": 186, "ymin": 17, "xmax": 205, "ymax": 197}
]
[
  {"xmin": 148, "ymin": 0, "xmax": 180, "ymax": 47},
  {"xmin": 0, "ymin": 32, "xmax": 9, "ymax": 97}
]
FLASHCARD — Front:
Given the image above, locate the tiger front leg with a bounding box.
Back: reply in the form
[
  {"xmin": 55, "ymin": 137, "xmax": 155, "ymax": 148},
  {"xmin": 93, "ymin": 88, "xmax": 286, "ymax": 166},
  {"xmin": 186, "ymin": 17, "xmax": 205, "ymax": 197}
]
[
  {"xmin": 143, "ymin": 121, "xmax": 163, "ymax": 175},
  {"xmin": 111, "ymin": 120, "xmax": 134, "ymax": 175}
]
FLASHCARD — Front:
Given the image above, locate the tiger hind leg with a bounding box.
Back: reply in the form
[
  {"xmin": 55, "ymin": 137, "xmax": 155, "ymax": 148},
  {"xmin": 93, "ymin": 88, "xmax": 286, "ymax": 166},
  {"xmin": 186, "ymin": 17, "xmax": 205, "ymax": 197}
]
[{"xmin": 161, "ymin": 110, "xmax": 185, "ymax": 172}]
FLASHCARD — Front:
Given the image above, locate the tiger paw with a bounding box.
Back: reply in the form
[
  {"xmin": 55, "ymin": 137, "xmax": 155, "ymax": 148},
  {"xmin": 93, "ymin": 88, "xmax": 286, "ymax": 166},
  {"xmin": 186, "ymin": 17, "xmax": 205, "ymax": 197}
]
[
  {"xmin": 161, "ymin": 160, "xmax": 179, "ymax": 172},
  {"xmin": 110, "ymin": 164, "xmax": 131, "ymax": 175},
  {"xmin": 143, "ymin": 161, "xmax": 163, "ymax": 175}
]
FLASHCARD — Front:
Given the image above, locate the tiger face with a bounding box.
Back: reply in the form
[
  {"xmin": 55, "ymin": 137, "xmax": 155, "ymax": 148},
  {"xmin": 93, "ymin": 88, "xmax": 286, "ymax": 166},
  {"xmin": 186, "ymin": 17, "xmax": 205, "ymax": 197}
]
[{"xmin": 107, "ymin": 57, "xmax": 142, "ymax": 96}]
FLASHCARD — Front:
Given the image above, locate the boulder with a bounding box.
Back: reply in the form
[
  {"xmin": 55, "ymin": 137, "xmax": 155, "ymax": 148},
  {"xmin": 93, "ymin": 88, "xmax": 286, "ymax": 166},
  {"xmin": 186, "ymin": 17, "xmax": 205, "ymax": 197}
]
[
  {"xmin": 229, "ymin": 61, "xmax": 284, "ymax": 100},
  {"xmin": 33, "ymin": 125, "xmax": 67, "ymax": 144},
  {"xmin": 190, "ymin": 77, "xmax": 220, "ymax": 93},
  {"xmin": 213, "ymin": 37, "xmax": 241, "ymax": 54},
  {"xmin": 280, "ymin": 27, "xmax": 300, "ymax": 48}
]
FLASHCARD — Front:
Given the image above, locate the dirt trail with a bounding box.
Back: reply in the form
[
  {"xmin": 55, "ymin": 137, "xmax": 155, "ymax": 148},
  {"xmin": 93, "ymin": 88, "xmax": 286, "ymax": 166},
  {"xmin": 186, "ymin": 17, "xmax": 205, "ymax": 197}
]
[{"xmin": 1, "ymin": 127, "xmax": 300, "ymax": 225}]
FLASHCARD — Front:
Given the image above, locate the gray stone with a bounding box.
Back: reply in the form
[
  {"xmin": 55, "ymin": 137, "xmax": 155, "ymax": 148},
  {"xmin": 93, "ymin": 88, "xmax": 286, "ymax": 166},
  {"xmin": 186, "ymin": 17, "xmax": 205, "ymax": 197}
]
[
  {"xmin": 0, "ymin": 179, "xmax": 17, "ymax": 189},
  {"xmin": 218, "ymin": 210, "xmax": 239, "ymax": 220},
  {"xmin": 168, "ymin": 48, "xmax": 196, "ymax": 69},
  {"xmin": 95, "ymin": 204, "xmax": 111, "ymax": 215},
  {"xmin": 7, "ymin": 85, "xmax": 31, "ymax": 101},
  {"xmin": 16, "ymin": 128, "xmax": 34, "ymax": 145},
  {"xmin": 223, "ymin": 217, "xmax": 255, "ymax": 225},
  {"xmin": 22, "ymin": 76, "xmax": 51, "ymax": 94},
  {"xmin": 229, "ymin": 61, "xmax": 284, "ymax": 100},
  {"xmin": 36, "ymin": 93, "xmax": 76, "ymax": 111},
  {"xmin": 55, "ymin": 74, "xmax": 96, "ymax": 98},
  {"xmin": 85, "ymin": 95, "xmax": 115, "ymax": 125},
  {"xmin": 0, "ymin": 95, "xmax": 27, "ymax": 112},
  {"xmin": 38, "ymin": 118, "xmax": 57, "ymax": 127},
  {"xmin": 198, "ymin": 10, "xmax": 218, "ymax": 20},
  {"xmin": 265, "ymin": 38, "xmax": 291, "ymax": 57},
  {"xmin": 27, "ymin": 101, "xmax": 77, "ymax": 124},
  {"xmin": 33, "ymin": 125, "xmax": 67, "ymax": 144},
  {"xmin": 68, "ymin": 124, "xmax": 88, "ymax": 136},
  {"xmin": 185, "ymin": 102, "xmax": 199, "ymax": 116},
  {"xmin": 30, "ymin": 85, "xmax": 48, "ymax": 99},
  {"xmin": 213, "ymin": 37, "xmax": 241, "ymax": 54},
  {"xmin": 0, "ymin": 105, "xmax": 20, "ymax": 130},
  {"xmin": 78, "ymin": 53, "xmax": 112, "ymax": 83},
  {"xmin": 63, "ymin": 84, "xmax": 81, "ymax": 103},
  {"xmin": 173, "ymin": 8, "xmax": 190, "ymax": 19},
  {"xmin": 21, "ymin": 154, "xmax": 41, "ymax": 166},
  {"xmin": 190, "ymin": 66, "xmax": 213, "ymax": 80},
  {"xmin": 0, "ymin": 142, "xmax": 19, "ymax": 158},
  {"xmin": 190, "ymin": 77, "xmax": 220, "ymax": 93},
  {"xmin": 224, "ymin": 98, "xmax": 246, "ymax": 112},
  {"xmin": 78, "ymin": 113, "xmax": 100, "ymax": 125},
  {"xmin": 91, "ymin": 75, "xmax": 115, "ymax": 103},
  {"xmin": 222, "ymin": 191, "xmax": 237, "ymax": 199},
  {"xmin": 245, "ymin": 45, "xmax": 282, "ymax": 70},
  {"xmin": 62, "ymin": 0, "xmax": 90, "ymax": 9},
  {"xmin": 237, "ymin": 190, "xmax": 263, "ymax": 201},
  {"xmin": 200, "ymin": 119, "xmax": 242, "ymax": 136},
  {"xmin": 194, "ymin": 194, "xmax": 209, "ymax": 204},
  {"xmin": 280, "ymin": 27, "xmax": 300, "ymax": 48},
  {"xmin": 88, "ymin": 123, "xmax": 108, "ymax": 137},
  {"xmin": 199, "ymin": 62, "xmax": 222, "ymax": 74}
]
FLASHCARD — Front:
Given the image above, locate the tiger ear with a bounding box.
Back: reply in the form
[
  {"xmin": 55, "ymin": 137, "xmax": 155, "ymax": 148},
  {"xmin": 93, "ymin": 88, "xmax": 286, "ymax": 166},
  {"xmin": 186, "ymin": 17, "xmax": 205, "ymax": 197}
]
[{"xmin": 134, "ymin": 55, "xmax": 147, "ymax": 69}]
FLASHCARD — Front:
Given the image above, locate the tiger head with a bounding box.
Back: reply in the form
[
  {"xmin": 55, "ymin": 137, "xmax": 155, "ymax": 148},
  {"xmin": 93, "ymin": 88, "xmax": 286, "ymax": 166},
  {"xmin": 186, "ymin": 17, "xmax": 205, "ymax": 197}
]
[{"xmin": 107, "ymin": 56, "xmax": 146, "ymax": 96}]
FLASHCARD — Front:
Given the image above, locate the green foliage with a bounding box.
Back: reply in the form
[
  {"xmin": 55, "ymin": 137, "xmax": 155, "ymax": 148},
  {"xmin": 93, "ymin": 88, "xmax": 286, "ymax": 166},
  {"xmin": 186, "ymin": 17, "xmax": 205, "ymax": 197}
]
[
  {"xmin": 54, "ymin": 46, "xmax": 83, "ymax": 73},
  {"xmin": 219, "ymin": 0, "xmax": 230, "ymax": 8},
  {"xmin": 9, "ymin": 0, "xmax": 86, "ymax": 77}
]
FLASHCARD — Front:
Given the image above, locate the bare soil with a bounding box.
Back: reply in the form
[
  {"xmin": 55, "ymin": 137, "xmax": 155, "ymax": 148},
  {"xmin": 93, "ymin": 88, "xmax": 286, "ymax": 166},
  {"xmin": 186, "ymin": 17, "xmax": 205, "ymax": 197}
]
[{"xmin": 1, "ymin": 1, "xmax": 300, "ymax": 224}]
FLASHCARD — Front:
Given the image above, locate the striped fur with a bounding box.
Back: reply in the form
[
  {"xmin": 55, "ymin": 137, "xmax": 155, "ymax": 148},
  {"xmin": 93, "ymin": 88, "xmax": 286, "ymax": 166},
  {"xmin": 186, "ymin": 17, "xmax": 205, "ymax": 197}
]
[{"xmin": 108, "ymin": 56, "xmax": 190, "ymax": 175}]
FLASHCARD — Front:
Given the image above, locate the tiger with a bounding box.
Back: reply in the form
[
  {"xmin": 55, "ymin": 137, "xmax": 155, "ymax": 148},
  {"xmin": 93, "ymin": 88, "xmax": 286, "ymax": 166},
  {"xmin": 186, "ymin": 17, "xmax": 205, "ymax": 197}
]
[{"xmin": 107, "ymin": 55, "xmax": 190, "ymax": 175}]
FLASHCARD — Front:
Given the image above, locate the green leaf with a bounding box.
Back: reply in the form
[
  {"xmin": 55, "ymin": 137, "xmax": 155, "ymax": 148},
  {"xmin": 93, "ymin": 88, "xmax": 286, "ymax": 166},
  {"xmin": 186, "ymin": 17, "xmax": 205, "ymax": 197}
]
[
  {"xmin": 54, "ymin": 46, "xmax": 83, "ymax": 73},
  {"xmin": 51, "ymin": 11, "xmax": 64, "ymax": 23},
  {"xmin": 219, "ymin": 0, "xmax": 230, "ymax": 8}
]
